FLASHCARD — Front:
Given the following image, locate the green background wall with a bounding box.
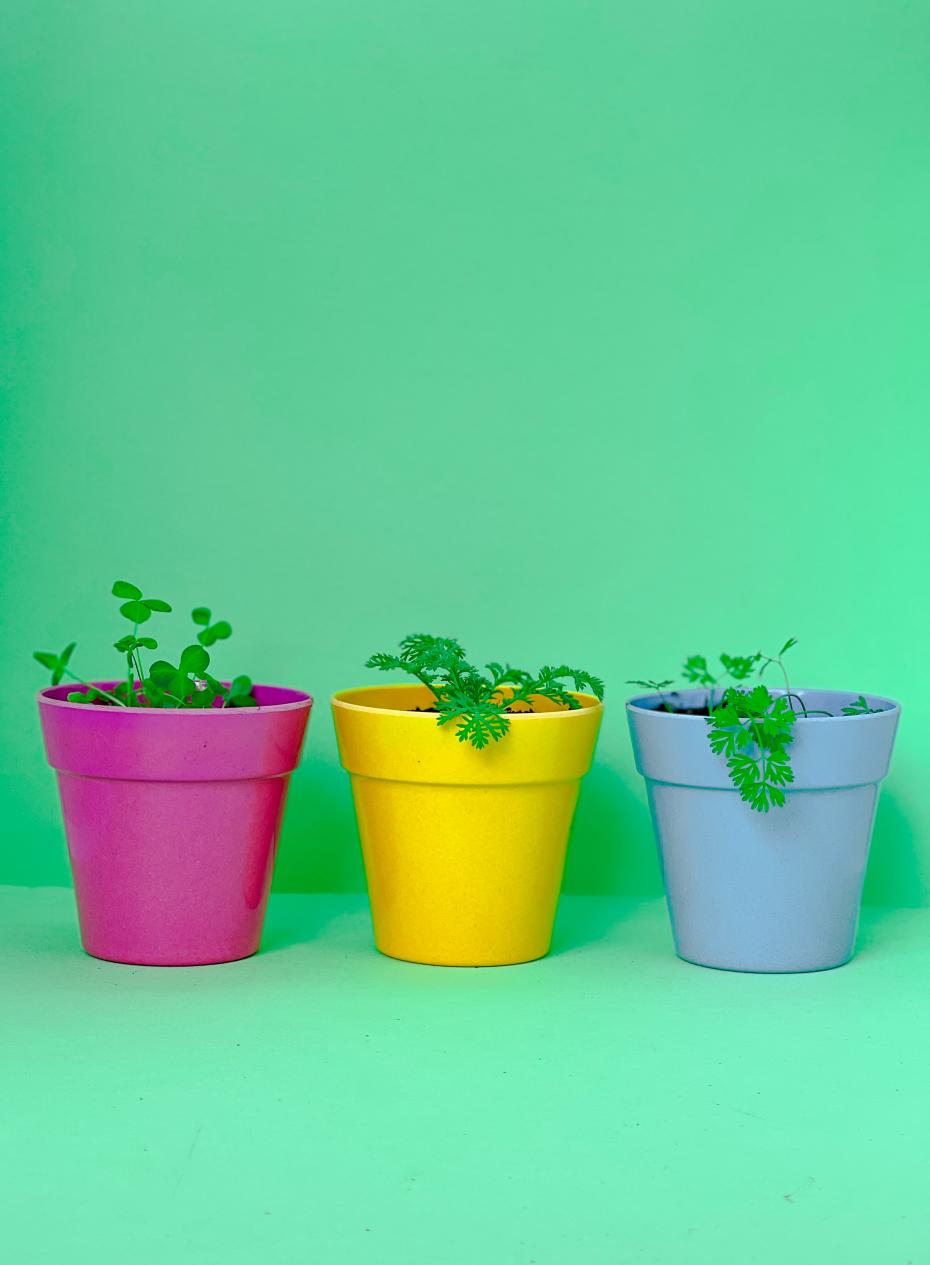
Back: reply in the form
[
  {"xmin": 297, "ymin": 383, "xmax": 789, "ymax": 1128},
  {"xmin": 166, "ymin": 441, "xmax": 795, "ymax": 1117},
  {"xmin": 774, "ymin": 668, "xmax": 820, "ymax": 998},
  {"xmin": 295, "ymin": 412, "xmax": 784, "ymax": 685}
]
[{"xmin": 2, "ymin": 1, "xmax": 927, "ymax": 902}]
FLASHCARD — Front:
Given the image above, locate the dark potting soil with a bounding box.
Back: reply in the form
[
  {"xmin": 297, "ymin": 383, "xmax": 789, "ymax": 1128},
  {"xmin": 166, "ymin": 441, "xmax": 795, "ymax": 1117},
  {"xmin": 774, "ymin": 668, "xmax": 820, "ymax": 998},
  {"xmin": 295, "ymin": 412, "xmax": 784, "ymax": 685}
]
[
  {"xmin": 646, "ymin": 701, "xmax": 869, "ymax": 718},
  {"xmin": 409, "ymin": 707, "xmax": 535, "ymax": 715},
  {"xmin": 654, "ymin": 704, "xmax": 714, "ymax": 717}
]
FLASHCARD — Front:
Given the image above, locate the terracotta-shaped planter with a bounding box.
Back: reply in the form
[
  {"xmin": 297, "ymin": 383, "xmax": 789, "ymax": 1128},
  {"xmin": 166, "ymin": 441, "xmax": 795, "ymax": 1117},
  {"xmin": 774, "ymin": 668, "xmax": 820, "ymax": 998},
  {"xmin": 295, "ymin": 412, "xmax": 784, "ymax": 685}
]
[
  {"xmin": 38, "ymin": 683, "xmax": 312, "ymax": 966},
  {"xmin": 627, "ymin": 688, "xmax": 900, "ymax": 973},
  {"xmin": 332, "ymin": 683, "xmax": 603, "ymax": 966}
]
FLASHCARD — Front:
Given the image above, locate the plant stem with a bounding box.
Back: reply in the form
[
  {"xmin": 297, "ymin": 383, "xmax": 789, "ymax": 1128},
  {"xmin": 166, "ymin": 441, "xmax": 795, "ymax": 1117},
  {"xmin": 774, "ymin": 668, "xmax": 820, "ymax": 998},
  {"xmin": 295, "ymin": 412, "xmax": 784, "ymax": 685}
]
[
  {"xmin": 761, "ymin": 652, "xmax": 798, "ymax": 713},
  {"xmin": 126, "ymin": 623, "xmax": 139, "ymax": 707},
  {"xmin": 132, "ymin": 650, "xmax": 146, "ymax": 698},
  {"xmin": 500, "ymin": 682, "xmax": 530, "ymax": 710},
  {"xmin": 61, "ymin": 670, "xmax": 124, "ymax": 707},
  {"xmin": 412, "ymin": 670, "xmax": 438, "ymax": 702}
]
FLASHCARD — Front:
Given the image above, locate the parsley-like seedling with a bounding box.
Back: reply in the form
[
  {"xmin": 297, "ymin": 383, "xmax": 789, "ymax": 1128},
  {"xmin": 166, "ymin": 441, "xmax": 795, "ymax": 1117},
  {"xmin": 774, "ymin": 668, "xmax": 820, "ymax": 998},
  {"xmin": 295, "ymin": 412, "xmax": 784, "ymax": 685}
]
[
  {"xmin": 34, "ymin": 581, "xmax": 258, "ymax": 709},
  {"xmin": 707, "ymin": 684, "xmax": 796, "ymax": 812},
  {"xmin": 366, "ymin": 634, "xmax": 604, "ymax": 749},
  {"xmin": 628, "ymin": 678, "xmax": 675, "ymax": 694},
  {"xmin": 631, "ymin": 638, "xmax": 883, "ymax": 813},
  {"xmin": 841, "ymin": 695, "xmax": 880, "ymax": 716}
]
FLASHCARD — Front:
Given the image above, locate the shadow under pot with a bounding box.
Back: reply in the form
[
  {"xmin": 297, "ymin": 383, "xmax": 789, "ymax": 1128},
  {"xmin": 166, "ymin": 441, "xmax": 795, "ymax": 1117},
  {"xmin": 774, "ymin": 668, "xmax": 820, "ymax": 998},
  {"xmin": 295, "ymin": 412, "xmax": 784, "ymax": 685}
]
[
  {"xmin": 627, "ymin": 688, "xmax": 901, "ymax": 973},
  {"xmin": 331, "ymin": 683, "xmax": 603, "ymax": 967},
  {"xmin": 37, "ymin": 683, "xmax": 312, "ymax": 966}
]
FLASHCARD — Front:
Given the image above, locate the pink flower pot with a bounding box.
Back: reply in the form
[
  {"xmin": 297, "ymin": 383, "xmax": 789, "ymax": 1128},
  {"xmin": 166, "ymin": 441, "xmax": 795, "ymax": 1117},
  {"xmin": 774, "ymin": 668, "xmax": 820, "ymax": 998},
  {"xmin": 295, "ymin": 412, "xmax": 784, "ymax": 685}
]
[{"xmin": 37, "ymin": 683, "xmax": 312, "ymax": 966}]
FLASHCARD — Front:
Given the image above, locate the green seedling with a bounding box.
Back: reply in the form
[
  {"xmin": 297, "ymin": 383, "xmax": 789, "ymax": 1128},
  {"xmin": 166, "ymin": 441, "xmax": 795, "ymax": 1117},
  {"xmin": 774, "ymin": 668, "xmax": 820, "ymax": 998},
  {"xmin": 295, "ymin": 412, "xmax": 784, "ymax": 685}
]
[
  {"xmin": 707, "ymin": 684, "xmax": 796, "ymax": 813},
  {"xmin": 366, "ymin": 634, "xmax": 604, "ymax": 750},
  {"xmin": 34, "ymin": 581, "xmax": 257, "ymax": 710},
  {"xmin": 192, "ymin": 607, "xmax": 233, "ymax": 647},
  {"xmin": 629, "ymin": 651, "xmax": 763, "ymax": 715},
  {"xmin": 627, "ymin": 678, "xmax": 676, "ymax": 712},
  {"xmin": 628, "ymin": 678, "xmax": 675, "ymax": 693},
  {"xmin": 682, "ymin": 650, "xmax": 763, "ymax": 710},
  {"xmin": 841, "ymin": 694, "xmax": 881, "ymax": 716},
  {"xmin": 632, "ymin": 638, "xmax": 881, "ymax": 813}
]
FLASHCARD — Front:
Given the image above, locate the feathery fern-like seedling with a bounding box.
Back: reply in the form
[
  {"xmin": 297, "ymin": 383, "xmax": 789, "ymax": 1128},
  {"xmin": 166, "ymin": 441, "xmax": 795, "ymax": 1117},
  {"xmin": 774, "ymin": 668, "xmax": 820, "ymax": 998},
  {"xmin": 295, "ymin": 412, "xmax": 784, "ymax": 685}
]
[{"xmin": 366, "ymin": 634, "xmax": 604, "ymax": 750}]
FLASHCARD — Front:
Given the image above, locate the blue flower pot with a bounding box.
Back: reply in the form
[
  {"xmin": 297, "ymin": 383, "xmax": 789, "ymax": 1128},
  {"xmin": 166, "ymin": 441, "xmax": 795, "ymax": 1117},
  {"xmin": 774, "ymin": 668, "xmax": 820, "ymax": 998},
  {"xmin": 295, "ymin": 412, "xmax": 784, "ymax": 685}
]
[{"xmin": 627, "ymin": 689, "xmax": 901, "ymax": 973}]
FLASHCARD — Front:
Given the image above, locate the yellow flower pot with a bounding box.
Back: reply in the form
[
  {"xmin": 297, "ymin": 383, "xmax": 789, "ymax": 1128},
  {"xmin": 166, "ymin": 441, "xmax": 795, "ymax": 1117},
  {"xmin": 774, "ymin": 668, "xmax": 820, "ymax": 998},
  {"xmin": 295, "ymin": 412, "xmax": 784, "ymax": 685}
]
[{"xmin": 331, "ymin": 683, "xmax": 603, "ymax": 966}]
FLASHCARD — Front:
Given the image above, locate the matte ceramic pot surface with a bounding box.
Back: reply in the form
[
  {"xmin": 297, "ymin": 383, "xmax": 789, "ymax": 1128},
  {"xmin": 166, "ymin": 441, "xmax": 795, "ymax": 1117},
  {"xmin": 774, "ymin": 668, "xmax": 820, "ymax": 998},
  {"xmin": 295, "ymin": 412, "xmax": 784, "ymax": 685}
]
[
  {"xmin": 627, "ymin": 688, "xmax": 900, "ymax": 973},
  {"xmin": 38, "ymin": 683, "xmax": 312, "ymax": 966},
  {"xmin": 332, "ymin": 683, "xmax": 603, "ymax": 967}
]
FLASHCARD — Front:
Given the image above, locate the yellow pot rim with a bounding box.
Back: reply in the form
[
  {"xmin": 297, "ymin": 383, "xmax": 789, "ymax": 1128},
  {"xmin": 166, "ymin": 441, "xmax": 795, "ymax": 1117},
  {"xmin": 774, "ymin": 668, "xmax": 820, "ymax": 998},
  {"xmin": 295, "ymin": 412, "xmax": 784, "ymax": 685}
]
[{"xmin": 331, "ymin": 682, "xmax": 603, "ymax": 720}]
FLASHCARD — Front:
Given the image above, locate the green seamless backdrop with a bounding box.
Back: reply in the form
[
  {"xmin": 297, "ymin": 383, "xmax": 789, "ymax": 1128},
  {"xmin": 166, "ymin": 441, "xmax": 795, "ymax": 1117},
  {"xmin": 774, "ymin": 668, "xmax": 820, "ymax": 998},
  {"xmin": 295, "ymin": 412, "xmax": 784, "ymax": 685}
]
[{"xmin": 1, "ymin": 1, "xmax": 928, "ymax": 903}]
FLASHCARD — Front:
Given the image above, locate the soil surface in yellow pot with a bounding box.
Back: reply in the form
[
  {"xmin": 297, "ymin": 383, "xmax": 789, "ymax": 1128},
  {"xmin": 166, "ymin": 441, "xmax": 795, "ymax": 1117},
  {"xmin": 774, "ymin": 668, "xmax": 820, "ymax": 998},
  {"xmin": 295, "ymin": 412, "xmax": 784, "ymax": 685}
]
[{"xmin": 332, "ymin": 683, "xmax": 603, "ymax": 966}]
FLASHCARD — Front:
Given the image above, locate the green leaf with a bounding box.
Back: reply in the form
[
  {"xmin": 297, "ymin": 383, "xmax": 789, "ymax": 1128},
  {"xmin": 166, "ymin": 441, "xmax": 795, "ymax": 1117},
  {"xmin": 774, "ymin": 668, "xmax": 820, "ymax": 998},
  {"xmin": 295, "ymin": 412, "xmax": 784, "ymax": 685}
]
[
  {"xmin": 568, "ymin": 668, "xmax": 605, "ymax": 700},
  {"xmin": 365, "ymin": 653, "xmax": 405, "ymax": 672},
  {"xmin": 34, "ymin": 650, "xmax": 59, "ymax": 671},
  {"xmin": 746, "ymin": 684, "xmax": 772, "ymax": 715},
  {"xmin": 720, "ymin": 653, "xmax": 759, "ymax": 682},
  {"xmin": 43, "ymin": 642, "xmax": 77, "ymax": 685},
  {"xmin": 400, "ymin": 634, "xmax": 467, "ymax": 675},
  {"xmin": 141, "ymin": 679, "xmax": 166, "ymax": 708},
  {"xmin": 525, "ymin": 669, "xmax": 571, "ymax": 709},
  {"xmin": 198, "ymin": 621, "xmax": 231, "ymax": 647},
  {"xmin": 841, "ymin": 694, "xmax": 878, "ymax": 716},
  {"xmin": 138, "ymin": 636, "xmax": 158, "ymax": 650},
  {"xmin": 120, "ymin": 599, "xmax": 151, "ymax": 624},
  {"xmin": 682, "ymin": 654, "xmax": 715, "ymax": 687},
  {"xmin": 366, "ymin": 634, "xmax": 603, "ymax": 749},
  {"xmin": 148, "ymin": 661, "xmax": 195, "ymax": 703},
  {"xmin": 112, "ymin": 580, "xmax": 142, "ymax": 599},
  {"xmin": 114, "ymin": 635, "xmax": 137, "ymax": 653},
  {"xmin": 143, "ymin": 598, "xmax": 172, "ymax": 613},
  {"xmin": 67, "ymin": 687, "xmax": 104, "ymax": 705},
  {"xmin": 229, "ymin": 693, "xmax": 258, "ymax": 708},
  {"xmin": 191, "ymin": 607, "xmax": 211, "ymax": 626},
  {"xmin": 470, "ymin": 710, "xmax": 510, "ymax": 747},
  {"xmin": 452, "ymin": 707, "xmax": 510, "ymax": 749},
  {"xmin": 229, "ymin": 675, "xmax": 252, "ymax": 698},
  {"xmin": 180, "ymin": 643, "xmax": 210, "ymax": 675},
  {"xmin": 779, "ymin": 637, "xmax": 799, "ymax": 656},
  {"xmin": 149, "ymin": 660, "xmax": 177, "ymax": 684},
  {"xmin": 707, "ymin": 683, "xmax": 797, "ymax": 811}
]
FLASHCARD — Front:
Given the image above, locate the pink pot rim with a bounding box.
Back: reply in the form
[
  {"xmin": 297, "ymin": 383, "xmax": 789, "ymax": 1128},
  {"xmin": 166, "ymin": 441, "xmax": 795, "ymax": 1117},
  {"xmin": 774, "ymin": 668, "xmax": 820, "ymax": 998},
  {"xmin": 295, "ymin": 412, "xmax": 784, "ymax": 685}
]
[{"xmin": 38, "ymin": 681, "xmax": 313, "ymax": 714}]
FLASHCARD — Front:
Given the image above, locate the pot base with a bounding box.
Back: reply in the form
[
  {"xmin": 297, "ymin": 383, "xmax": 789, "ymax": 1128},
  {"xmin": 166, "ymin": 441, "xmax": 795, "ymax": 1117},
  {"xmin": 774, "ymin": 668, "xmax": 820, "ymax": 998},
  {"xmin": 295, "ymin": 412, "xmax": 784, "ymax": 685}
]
[
  {"xmin": 81, "ymin": 944, "xmax": 259, "ymax": 968},
  {"xmin": 675, "ymin": 950, "xmax": 853, "ymax": 975},
  {"xmin": 375, "ymin": 942, "xmax": 550, "ymax": 968}
]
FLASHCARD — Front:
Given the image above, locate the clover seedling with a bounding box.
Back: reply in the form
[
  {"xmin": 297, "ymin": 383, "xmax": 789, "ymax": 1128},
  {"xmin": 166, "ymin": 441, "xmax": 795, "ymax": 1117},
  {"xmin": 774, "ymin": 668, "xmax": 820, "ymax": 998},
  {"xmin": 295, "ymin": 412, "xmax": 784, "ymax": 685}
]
[
  {"xmin": 34, "ymin": 581, "xmax": 258, "ymax": 709},
  {"xmin": 631, "ymin": 639, "xmax": 883, "ymax": 812},
  {"xmin": 366, "ymin": 634, "xmax": 604, "ymax": 749}
]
